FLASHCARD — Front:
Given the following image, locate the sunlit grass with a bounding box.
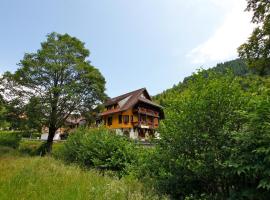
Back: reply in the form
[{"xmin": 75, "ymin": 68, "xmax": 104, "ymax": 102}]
[{"xmin": 0, "ymin": 146, "xmax": 162, "ymax": 200}]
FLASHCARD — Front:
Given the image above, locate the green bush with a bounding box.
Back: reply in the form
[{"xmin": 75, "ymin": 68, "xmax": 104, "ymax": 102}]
[
  {"xmin": 20, "ymin": 131, "xmax": 41, "ymax": 139},
  {"xmin": 143, "ymin": 72, "xmax": 270, "ymax": 199},
  {"xmin": 0, "ymin": 131, "xmax": 22, "ymax": 148},
  {"xmin": 152, "ymin": 72, "xmax": 246, "ymax": 198},
  {"xmin": 18, "ymin": 140, "xmax": 65, "ymax": 156},
  {"xmin": 18, "ymin": 140, "xmax": 44, "ymax": 155},
  {"xmin": 224, "ymin": 88, "xmax": 270, "ymax": 199},
  {"xmin": 61, "ymin": 127, "xmax": 137, "ymax": 176}
]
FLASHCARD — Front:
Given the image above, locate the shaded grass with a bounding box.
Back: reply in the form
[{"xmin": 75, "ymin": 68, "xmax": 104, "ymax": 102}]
[
  {"xmin": 18, "ymin": 140, "xmax": 65, "ymax": 156},
  {"xmin": 0, "ymin": 146, "xmax": 163, "ymax": 200}
]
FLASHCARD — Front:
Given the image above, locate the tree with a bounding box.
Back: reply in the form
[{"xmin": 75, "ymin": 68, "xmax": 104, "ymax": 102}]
[
  {"xmin": 148, "ymin": 71, "xmax": 247, "ymax": 198},
  {"xmin": 238, "ymin": 0, "xmax": 270, "ymax": 75},
  {"xmin": 0, "ymin": 95, "xmax": 9, "ymax": 129},
  {"xmin": 245, "ymin": 0, "xmax": 270, "ymax": 23},
  {"xmin": 1, "ymin": 32, "xmax": 106, "ymax": 153},
  {"xmin": 4, "ymin": 98, "xmax": 26, "ymax": 130},
  {"xmin": 24, "ymin": 97, "xmax": 44, "ymax": 133}
]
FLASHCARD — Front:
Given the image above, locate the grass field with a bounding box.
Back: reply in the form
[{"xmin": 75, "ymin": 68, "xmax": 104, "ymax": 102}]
[{"xmin": 0, "ymin": 146, "xmax": 162, "ymax": 200}]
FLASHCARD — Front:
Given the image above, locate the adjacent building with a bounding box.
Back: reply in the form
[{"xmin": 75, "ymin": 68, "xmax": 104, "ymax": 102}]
[{"xmin": 99, "ymin": 88, "xmax": 164, "ymax": 140}]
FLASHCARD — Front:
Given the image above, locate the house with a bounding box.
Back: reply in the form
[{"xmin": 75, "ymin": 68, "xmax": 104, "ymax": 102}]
[
  {"xmin": 99, "ymin": 88, "xmax": 164, "ymax": 140},
  {"xmin": 41, "ymin": 116, "xmax": 87, "ymax": 140}
]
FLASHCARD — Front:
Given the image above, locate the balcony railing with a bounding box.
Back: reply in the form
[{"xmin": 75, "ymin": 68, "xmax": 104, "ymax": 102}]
[
  {"xmin": 133, "ymin": 107, "xmax": 159, "ymax": 117},
  {"xmin": 132, "ymin": 121, "xmax": 158, "ymax": 129}
]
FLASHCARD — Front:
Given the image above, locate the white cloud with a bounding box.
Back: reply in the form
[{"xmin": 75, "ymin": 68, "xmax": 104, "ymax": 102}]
[{"xmin": 187, "ymin": 0, "xmax": 255, "ymax": 64}]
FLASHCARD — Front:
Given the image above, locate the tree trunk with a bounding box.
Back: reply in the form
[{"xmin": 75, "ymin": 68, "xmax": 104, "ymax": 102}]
[{"xmin": 46, "ymin": 125, "xmax": 57, "ymax": 154}]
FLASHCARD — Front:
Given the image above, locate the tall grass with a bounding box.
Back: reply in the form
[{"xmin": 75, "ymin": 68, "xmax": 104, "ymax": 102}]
[
  {"xmin": 0, "ymin": 131, "xmax": 21, "ymax": 148},
  {"xmin": 0, "ymin": 147, "xmax": 163, "ymax": 200}
]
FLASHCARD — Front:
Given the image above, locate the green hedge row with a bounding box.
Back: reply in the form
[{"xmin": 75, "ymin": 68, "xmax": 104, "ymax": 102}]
[
  {"xmin": 0, "ymin": 131, "xmax": 22, "ymax": 148},
  {"xmin": 59, "ymin": 127, "xmax": 138, "ymax": 177},
  {"xmin": 0, "ymin": 131, "xmax": 64, "ymax": 156}
]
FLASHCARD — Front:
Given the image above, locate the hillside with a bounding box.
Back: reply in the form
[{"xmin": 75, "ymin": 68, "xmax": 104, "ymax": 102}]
[{"xmin": 153, "ymin": 59, "xmax": 250, "ymax": 105}]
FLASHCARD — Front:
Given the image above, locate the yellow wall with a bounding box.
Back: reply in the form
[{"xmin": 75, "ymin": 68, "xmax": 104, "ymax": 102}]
[
  {"xmin": 104, "ymin": 109, "xmax": 135, "ymax": 129},
  {"xmin": 103, "ymin": 108, "xmax": 159, "ymax": 129}
]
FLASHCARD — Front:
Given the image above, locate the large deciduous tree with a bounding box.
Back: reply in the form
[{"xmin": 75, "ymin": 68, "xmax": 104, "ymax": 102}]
[
  {"xmin": 1, "ymin": 32, "xmax": 106, "ymax": 153},
  {"xmin": 238, "ymin": 0, "xmax": 270, "ymax": 75},
  {"xmin": 0, "ymin": 95, "xmax": 9, "ymax": 129}
]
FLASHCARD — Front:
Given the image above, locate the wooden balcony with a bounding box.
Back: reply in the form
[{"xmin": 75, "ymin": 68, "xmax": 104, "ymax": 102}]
[
  {"xmin": 133, "ymin": 107, "xmax": 159, "ymax": 117},
  {"xmin": 132, "ymin": 121, "xmax": 158, "ymax": 129}
]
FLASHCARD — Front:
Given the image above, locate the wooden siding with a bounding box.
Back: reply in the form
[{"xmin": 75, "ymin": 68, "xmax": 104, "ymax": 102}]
[{"xmin": 103, "ymin": 108, "xmax": 159, "ymax": 130}]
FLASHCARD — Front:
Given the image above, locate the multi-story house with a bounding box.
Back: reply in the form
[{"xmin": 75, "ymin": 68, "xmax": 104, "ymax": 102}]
[{"xmin": 99, "ymin": 88, "xmax": 164, "ymax": 140}]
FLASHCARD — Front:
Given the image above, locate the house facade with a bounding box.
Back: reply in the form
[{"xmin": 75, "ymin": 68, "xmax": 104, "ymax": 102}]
[
  {"xmin": 99, "ymin": 88, "xmax": 164, "ymax": 140},
  {"xmin": 41, "ymin": 116, "xmax": 86, "ymax": 140}
]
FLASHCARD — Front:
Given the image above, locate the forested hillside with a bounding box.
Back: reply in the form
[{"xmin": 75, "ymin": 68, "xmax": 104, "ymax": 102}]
[
  {"xmin": 148, "ymin": 53, "xmax": 270, "ymax": 198},
  {"xmin": 153, "ymin": 59, "xmax": 250, "ymax": 105}
]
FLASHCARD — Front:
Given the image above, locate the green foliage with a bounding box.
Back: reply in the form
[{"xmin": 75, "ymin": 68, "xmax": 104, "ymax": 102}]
[
  {"xmin": 238, "ymin": 20, "xmax": 270, "ymax": 75},
  {"xmin": 238, "ymin": 0, "xmax": 270, "ymax": 75},
  {"xmin": 153, "ymin": 59, "xmax": 250, "ymax": 106},
  {"xmin": 147, "ymin": 71, "xmax": 270, "ymax": 199},
  {"xmin": 24, "ymin": 97, "xmax": 44, "ymax": 132},
  {"xmin": 18, "ymin": 140, "xmax": 65, "ymax": 156},
  {"xmin": 19, "ymin": 131, "xmax": 40, "ymax": 138},
  {"xmin": 212, "ymin": 59, "xmax": 250, "ymax": 76},
  {"xmin": 224, "ymin": 84, "xmax": 270, "ymax": 199},
  {"xmin": 4, "ymin": 98, "xmax": 26, "ymax": 130},
  {"xmin": 61, "ymin": 127, "xmax": 137, "ymax": 176},
  {"xmin": 1, "ymin": 32, "xmax": 106, "ymax": 153},
  {"xmin": 0, "ymin": 95, "xmax": 9, "ymax": 129},
  {"xmin": 245, "ymin": 0, "xmax": 270, "ymax": 23},
  {"xmin": 18, "ymin": 140, "xmax": 44, "ymax": 155},
  {"xmin": 0, "ymin": 131, "xmax": 22, "ymax": 148},
  {"xmin": 0, "ymin": 148, "xmax": 164, "ymax": 200},
  {"xmin": 155, "ymin": 71, "xmax": 246, "ymax": 198}
]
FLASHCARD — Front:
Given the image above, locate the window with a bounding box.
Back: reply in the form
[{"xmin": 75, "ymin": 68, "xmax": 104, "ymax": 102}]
[
  {"xmin": 141, "ymin": 115, "xmax": 146, "ymax": 122},
  {"xmin": 130, "ymin": 115, "xmax": 133, "ymax": 122},
  {"xmin": 107, "ymin": 106, "xmax": 112, "ymax": 110},
  {"xmin": 118, "ymin": 115, "xmax": 122, "ymax": 124},
  {"xmin": 123, "ymin": 115, "xmax": 129, "ymax": 124},
  {"xmin": 107, "ymin": 116, "xmax": 113, "ymax": 126}
]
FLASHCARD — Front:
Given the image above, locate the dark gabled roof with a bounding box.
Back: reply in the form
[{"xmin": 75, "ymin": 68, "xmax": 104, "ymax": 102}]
[
  {"xmin": 137, "ymin": 97, "xmax": 162, "ymax": 108},
  {"xmin": 101, "ymin": 88, "xmax": 164, "ymax": 118},
  {"xmin": 104, "ymin": 88, "xmax": 149, "ymax": 106}
]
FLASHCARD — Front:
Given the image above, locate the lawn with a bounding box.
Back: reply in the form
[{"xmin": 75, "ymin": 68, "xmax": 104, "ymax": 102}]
[{"xmin": 0, "ymin": 146, "xmax": 161, "ymax": 200}]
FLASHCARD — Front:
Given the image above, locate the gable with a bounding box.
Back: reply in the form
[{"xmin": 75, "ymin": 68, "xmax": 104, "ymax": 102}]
[
  {"xmin": 101, "ymin": 88, "xmax": 163, "ymax": 117},
  {"xmin": 118, "ymin": 95, "xmax": 131, "ymax": 108}
]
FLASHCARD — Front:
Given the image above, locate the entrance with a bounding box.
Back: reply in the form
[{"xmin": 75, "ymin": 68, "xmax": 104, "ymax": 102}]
[{"xmin": 138, "ymin": 129, "xmax": 145, "ymax": 138}]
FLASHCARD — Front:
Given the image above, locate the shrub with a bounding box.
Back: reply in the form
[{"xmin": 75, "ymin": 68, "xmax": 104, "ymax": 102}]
[
  {"xmin": 143, "ymin": 71, "xmax": 248, "ymax": 199},
  {"xmin": 61, "ymin": 127, "xmax": 137, "ymax": 176},
  {"xmin": 18, "ymin": 140, "xmax": 65, "ymax": 156},
  {"xmin": 18, "ymin": 140, "xmax": 44, "ymax": 155},
  {"xmin": 0, "ymin": 131, "xmax": 22, "ymax": 148},
  {"xmin": 143, "ymin": 72, "xmax": 270, "ymax": 199},
  {"xmin": 224, "ymin": 87, "xmax": 270, "ymax": 199},
  {"xmin": 20, "ymin": 131, "xmax": 41, "ymax": 139}
]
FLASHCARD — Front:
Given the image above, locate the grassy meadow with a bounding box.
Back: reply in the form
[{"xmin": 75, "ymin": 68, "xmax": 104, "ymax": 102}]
[{"xmin": 0, "ymin": 146, "xmax": 162, "ymax": 200}]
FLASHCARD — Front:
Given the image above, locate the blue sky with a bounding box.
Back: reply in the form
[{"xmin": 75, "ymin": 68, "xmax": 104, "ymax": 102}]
[{"xmin": 0, "ymin": 0, "xmax": 254, "ymax": 97}]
